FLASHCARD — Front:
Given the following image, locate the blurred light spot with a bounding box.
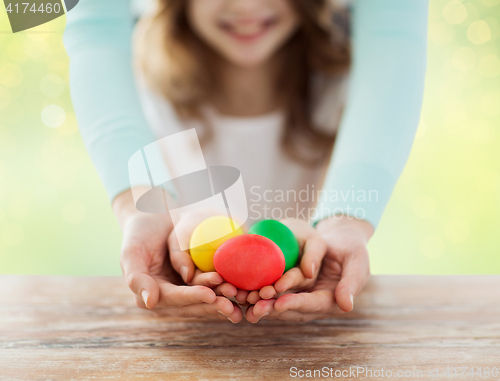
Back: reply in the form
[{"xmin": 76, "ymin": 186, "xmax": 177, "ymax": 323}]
[
  {"xmin": 443, "ymin": 60, "xmax": 466, "ymax": 81},
  {"xmin": 446, "ymin": 120, "xmax": 468, "ymax": 135},
  {"xmin": 57, "ymin": 112, "xmax": 79, "ymax": 136},
  {"xmin": 470, "ymin": 120, "xmax": 495, "ymax": 143},
  {"xmin": 477, "ymin": 54, "xmax": 500, "ymax": 78},
  {"xmin": 34, "ymin": 184, "xmax": 59, "ymax": 208},
  {"xmin": 1, "ymin": 223, "xmax": 24, "ymax": 246},
  {"xmin": 445, "ymin": 220, "xmax": 470, "ymax": 243},
  {"xmin": 442, "ymin": 1, "xmax": 467, "ymax": 25},
  {"xmin": 484, "ymin": 17, "xmax": 500, "ymax": 41},
  {"xmin": 41, "ymin": 75, "xmax": 65, "ymax": 98},
  {"xmin": 428, "ymin": 22, "xmax": 456, "ymax": 46},
  {"xmin": 421, "ymin": 236, "xmax": 445, "ymax": 259},
  {"xmin": 0, "ymin": 64, "xmax": 23, "ymax": 88},
  {"xmin": 415, "ymin": 120, "xmax": 427, "ymax": 140},
  {"xmin": 459, "ymin": 3, "xmax": 479, "ymax": 27},
  {"xmin": 41, "ymin": 105, "xmax": 66, "ymax": 128},
  {"xmin": 7, "ymin": 197, "xmax": 31, "ymax": 222},
  {"xmin": 62, "ymin": 201, "xmax": 86, "ymax": 224},
  {"xmin": 24, "ymin": 38, "xmax": 48, "ymax": 60},
  {"xmin": 476, "ymin": 169, "xmax": 500, "ymax": 192},
  {"xmin": 467, "ymin": 21, "xmax": 491, "ymax": 44},
  {"xmin": 413, "ymin": 195, "xmax": 437, "ymax": 218},
  {"xmin": 0, "ymin": 132, "xmax": 17, "ymax": 156},
  {"xmin": 460, "ymin": 69, "xmax": 483, "ymax": 88},
  {"xmin": 47, "ymin": 56, "xmax": 69, "ymax": 72},
  {"xmin": 0, "ymin": 87, "xmax": 11, "ymax": 110},
  {"xmin": 452, "ymin": 47, "xmax": 476, "ymax": 71},
  {"xmin": 442, "ymin": 100, "xmax": 467, "ymax": 124},
  {"xmin": 481, "ymin": 92, "xmax": 500, "ymax": 115}
]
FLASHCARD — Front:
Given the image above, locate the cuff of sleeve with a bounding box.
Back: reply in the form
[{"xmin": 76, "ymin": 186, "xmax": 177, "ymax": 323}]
[{"xmin": 312, "ymin": 162, "xmax": 396, "ymax": 229}]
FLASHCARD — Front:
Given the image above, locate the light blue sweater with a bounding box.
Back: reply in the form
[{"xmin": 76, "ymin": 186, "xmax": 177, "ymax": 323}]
[{"xmin": 63, "ymin": 0, "xmax": 429, "ymax": 229}]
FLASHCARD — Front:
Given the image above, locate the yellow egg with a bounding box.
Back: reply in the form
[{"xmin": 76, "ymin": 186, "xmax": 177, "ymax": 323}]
[{"xmin": 189, "ymin": 216, "xmax": 243, "ymax": 272}]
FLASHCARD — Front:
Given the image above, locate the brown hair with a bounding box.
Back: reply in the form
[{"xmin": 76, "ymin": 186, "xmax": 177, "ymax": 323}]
[{"xmin": 134, "ymin": 0, "xmax": 351, "ymax": 166}]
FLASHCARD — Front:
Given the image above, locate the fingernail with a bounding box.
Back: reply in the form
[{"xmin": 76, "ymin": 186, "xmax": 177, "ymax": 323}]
[
  {"xmin": 311, "ymin": 263, "xmax": 316, "ymax": 278},
  {"xmin": 180, "ymin": 265, "xmax": 188, "ymax": 283},
  {"xmin": 141, "ymin": 290, "xmax": 149, "ymax": 308},
  {"xmin": 227, "ymin": 317, "xmax": 236, "ymax": 323},
  {"xmin": 256, "ymin": 312, "xmax": 269, "ymax": 322},
  {"xmin": 350, "ymin": 294, "xmax": 354, "ymax": 308},
  {"xmin": 218, "ymin": 310, "xmax": 228, "ymax": 317}
]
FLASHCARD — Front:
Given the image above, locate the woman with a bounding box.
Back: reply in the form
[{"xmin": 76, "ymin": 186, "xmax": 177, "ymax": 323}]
[{"xmin": 63, "ymin": 0, "xmax": 428, "ymax": 323}]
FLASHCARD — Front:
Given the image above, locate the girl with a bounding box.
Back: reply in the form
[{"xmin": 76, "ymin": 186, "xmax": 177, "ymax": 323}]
[{"xmin": 64, "ymin": 0, "xmax": 428, "ymax": 323}]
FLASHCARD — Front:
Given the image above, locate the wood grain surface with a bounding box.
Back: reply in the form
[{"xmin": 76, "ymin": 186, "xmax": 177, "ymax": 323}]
[{"xmin": 1, "ymin": 275, "xmax": 499, "ymax": 381}]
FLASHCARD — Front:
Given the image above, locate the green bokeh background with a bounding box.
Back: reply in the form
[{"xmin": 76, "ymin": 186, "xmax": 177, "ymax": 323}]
[{"xmin": 0, "ymin": 0, "xmax": 499, "ymax": 276}]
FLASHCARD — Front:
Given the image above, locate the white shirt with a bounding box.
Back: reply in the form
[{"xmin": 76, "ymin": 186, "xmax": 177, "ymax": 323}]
[{"xmin": 137, "ymin": 73, "xmax": 349, "ymax": 224}]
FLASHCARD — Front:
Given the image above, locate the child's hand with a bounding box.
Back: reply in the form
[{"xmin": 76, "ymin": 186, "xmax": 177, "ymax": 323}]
[
  {"xmin": 114, "ymin": 189, "xmax": 242, "ymax": 323},
  {"xmin": 167, "ymin": 209, "xmax": 246, "ymax": 322},
  {"xmin": 246, "ymin": 219, "xmax": 327, "ymax": 305},
  {"xmin": 245, "ymin": 215, "xmax": 373, "ymax": 323}
]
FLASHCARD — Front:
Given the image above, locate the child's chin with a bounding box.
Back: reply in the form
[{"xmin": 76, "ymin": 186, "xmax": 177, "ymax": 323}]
[{"xmin": 225, "ymin": 51, "xmax": 275, "ymax": 68}]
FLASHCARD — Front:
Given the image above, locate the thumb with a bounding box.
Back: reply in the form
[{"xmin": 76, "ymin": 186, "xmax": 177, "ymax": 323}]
[
  {"xmin": 120, "ymin": 247, "xmax": 160, "ymax": 309},
  {"xmin": 334, "ymin": 247, "xmax": 370, "ymax": 312}
]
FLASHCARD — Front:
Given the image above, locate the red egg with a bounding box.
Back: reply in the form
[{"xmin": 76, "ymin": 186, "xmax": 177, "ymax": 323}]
[{"xmin": 213, "ymin": 234, "xmax": 286, "ymax": 291}]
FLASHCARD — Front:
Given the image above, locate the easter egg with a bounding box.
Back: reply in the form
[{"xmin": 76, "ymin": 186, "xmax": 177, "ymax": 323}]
[
  {"xmin": 249, "ymin": 220, "xmax": 300, "ymax": 272},
  {"xmin": 213, "ymin": 234, "xmax": 286, "ymax": 291},
  {"xmin": 189, "ymin": 216, "xmax": 243, "ymax": 272}
]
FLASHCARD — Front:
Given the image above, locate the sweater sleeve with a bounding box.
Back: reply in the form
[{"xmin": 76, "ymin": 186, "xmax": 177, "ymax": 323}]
[
  {"xmin": 314, "ymin": 0, "xmax": 429, "ymax": 229},
  {"xmin": 63, "ymin": 0, "xmax": 175, "ymax": 202}
]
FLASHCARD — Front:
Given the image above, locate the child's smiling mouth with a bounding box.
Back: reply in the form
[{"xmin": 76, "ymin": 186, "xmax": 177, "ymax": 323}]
[{"xmin": 218, "ymin": 16, "xmax": 279, "ymax": 42}]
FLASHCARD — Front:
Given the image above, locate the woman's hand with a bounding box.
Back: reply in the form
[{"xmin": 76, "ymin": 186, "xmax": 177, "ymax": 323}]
[
  {"xmin": 166, "ymin": 209, "xmax": 248, "ymax": 314},
  {"xmin": 246, "ymin": 219, "xmax": 327, "ymax": 305},
  {"xmin": 245, "ymin": 215, "xmax": 373, "ymax": 323},
  {"xmin": 113, "ymin": 188, "xmax": 243, "ymax": 323}
]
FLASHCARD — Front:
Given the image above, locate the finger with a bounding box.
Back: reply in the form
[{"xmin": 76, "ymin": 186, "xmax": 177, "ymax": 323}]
[
  {"xmin": 169, "ymin": 209, "xmax": 225, "ymax": 283},
  {"xmin": 235, "ymin": 289, "xmax": 250, "ymax": 304},
  {"xmin": 274, "ymin": 290, "xmax": 344, "ymax": 315},
  {"xmin": 273, "ymin": 267, "xmax": 309, "ymax": 294},
  {"xmin": 227, "ymin": 301, "xmax": 244, "ymax": 323},
  {"xmin": 214, "ymin": 282, "xmax": 238, "ymax": 298},
  {"xmin": 247, "ymin": 290, "xmax": 261, "ymax": 304},
  {"xmin": 258, "ymin": 285, "xmax": 276, "ymax": 300},
  {"xmin": 334, "ymin": 247, "xmax": 370, "ymax": 312},
  {"xmin": 156, "ymin": 282, "xmax": 216, "ymax": 308},
  {"xmin": 245, "ymin": 304, "xmax": 270, "ymax": 324},
  {"xmin": 299, "ymin": 232, "xmax": 327, "ymax": 279},
  {"xmin": 189, "ymin": 269, "xmax": 224, "ymax": 287},
  {"xmin": 168, "ymin": 229, "xmax": 196, "ymax": 284},
  {"xmin": 167, "ymin": 296, "xmax": 236, "ymax": 320},
  {"xmin": 251, "ymin": 299, "xmax": 276, "ymax": 319},
  {"xmin": 133, "ymin": 294, "xmax": 147, "ymax": 309},
  {"xmin": 120, "ymin": 249, "xmax": 160, "ymax": 309}
]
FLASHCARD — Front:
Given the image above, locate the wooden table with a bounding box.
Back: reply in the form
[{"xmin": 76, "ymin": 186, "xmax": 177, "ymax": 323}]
[{"xmin": 1, "ymin": 275, "xmax": 499, "ymax": 380}]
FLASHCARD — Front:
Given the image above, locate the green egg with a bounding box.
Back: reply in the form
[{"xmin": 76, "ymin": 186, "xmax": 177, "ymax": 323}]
[{"xmin": 249, "ymin": 219, "xmax": 300, "ymax": 272}]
